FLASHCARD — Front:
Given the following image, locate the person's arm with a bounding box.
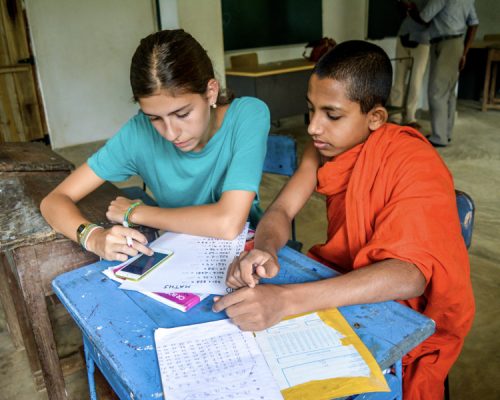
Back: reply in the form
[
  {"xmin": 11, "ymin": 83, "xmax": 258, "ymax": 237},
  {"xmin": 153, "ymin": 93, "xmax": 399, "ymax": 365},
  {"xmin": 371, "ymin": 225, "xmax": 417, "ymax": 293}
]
[
  {"xmin": 40, "ymin": 163, "xmax": 152, "ymax": 261},
  {"xmin": 226, "ymin": 142, "xmax": 320, "ymax": 288},
  {"xmin": 405, "ymin": 2, "xmax": 430, "ymax": 26},
  {"xmin": 107, "ymin": 189, "xmax": 256, "ymax": 240},
  {"xmin": 214, "ymin": 258, "xmax": 426, "ymax": 332},
  {"xmin": 459, "ymin": 24, "xmax": 478, "ymax": 70},
  {"xmin": 408, "ymin": 0, "xmax": 443, "ymax": 26}
]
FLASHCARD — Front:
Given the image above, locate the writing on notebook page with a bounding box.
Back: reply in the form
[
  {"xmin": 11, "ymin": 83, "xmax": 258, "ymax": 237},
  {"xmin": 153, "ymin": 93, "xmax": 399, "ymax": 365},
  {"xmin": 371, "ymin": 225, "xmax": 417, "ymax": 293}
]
[
  {"xmin": 120, "ymin": 224, "xmax": 248, "ymax": 295},
  {"xmin": 255, "ymin": 313, "xmax": 370, "ymax": 389},
  {"xmin": 155, "ymin": 319, "xmax": 283, "ymax": 400}
]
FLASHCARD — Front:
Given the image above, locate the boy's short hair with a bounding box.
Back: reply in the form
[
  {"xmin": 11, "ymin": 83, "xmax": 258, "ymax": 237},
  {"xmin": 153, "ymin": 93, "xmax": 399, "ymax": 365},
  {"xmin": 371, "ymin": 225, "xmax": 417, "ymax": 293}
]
[{"xmin": 313, "ymin": 40, "xmax": 392, "ymax": 114}]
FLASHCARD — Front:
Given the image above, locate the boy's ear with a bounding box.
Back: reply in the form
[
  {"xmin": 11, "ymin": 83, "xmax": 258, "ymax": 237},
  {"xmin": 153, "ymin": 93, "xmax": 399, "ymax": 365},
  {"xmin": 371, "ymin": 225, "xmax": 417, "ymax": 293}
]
[
  {"xmin": 206, "ymin": 79, "xmax": 219, "ymax": 104},
  {"xmin": 367, "ymin": 106, "xmax": 388, "ymax": 131}
]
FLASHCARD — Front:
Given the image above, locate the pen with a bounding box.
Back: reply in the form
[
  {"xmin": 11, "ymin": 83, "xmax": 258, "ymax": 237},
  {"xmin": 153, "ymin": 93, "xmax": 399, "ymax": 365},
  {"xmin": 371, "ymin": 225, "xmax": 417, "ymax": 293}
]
[{"xmin": 122, "ymin": 220, "xmax": 133, "ymax": 247}]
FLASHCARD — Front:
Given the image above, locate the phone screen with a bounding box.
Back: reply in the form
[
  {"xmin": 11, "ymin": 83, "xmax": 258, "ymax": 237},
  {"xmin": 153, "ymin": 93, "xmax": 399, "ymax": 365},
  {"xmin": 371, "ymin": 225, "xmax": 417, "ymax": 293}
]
[{"xmin": 119, "ymin": 251, "xmax": 172, "ymax": 277}]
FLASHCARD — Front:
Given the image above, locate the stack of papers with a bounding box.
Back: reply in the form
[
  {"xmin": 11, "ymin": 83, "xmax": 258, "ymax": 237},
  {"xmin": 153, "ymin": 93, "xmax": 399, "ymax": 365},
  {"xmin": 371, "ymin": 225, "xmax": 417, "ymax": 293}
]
[
  {"xmin": 154, "ymin": 310, "xmax": 390, "ymax": 400},
  {"xmin": 103, "ymin": 224, "xmax": 249, "ymax": 311}
]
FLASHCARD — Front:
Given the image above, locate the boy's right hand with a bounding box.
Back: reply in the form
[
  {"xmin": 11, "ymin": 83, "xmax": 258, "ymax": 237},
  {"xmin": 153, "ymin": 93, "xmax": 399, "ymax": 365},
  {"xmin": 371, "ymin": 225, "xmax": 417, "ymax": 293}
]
[
  {"xmin": 86, "ymin": 225, "xmax": 153, "ymax": 261},
  {"xmin": 226, "ymin": 249, "xmax": 280, "ymax": 289}
]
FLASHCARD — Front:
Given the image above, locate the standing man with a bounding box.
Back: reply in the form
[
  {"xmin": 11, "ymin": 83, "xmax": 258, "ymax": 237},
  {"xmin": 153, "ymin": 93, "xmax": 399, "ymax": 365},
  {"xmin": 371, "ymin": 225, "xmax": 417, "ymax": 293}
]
[
  {"xmin": 389, "ymin": 0, "xmax": 430, "ymax": 129},
  {"xmin": 409, "ymin": 0, "xmax": 479, "ymax": 147}
]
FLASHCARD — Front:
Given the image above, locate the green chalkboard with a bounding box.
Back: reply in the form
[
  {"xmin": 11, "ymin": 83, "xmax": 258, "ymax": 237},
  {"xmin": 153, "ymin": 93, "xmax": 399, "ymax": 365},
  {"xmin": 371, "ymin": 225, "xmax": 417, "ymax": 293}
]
[
  {"xmin": 222, "ymin": 0, "xmax": 322, "ymax": 51},
  {"xmin": 367, "ymin": 0, "xmax": 406, "ymax": 39}
]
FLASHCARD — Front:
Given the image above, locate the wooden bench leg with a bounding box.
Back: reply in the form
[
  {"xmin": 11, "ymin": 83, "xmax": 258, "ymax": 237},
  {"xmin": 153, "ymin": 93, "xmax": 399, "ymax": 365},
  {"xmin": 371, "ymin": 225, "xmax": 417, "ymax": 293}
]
[
  {"xmin": 14, "ymin": 246, "xmax": 68, "ymax": 400},
  {"xmin": 490, "ymin": 63, "xmax": 498, "ymax": 104},
  {"xmin": 1, "ymin": 251, "xmax": 45, "ymax": 388},
  {"xmin": 0, "ymin": 253, "xmax": 24, "ymax": 349},
  {"xmin": 482, "ymin": 49, "xmax": 493, "ymax": 112}
]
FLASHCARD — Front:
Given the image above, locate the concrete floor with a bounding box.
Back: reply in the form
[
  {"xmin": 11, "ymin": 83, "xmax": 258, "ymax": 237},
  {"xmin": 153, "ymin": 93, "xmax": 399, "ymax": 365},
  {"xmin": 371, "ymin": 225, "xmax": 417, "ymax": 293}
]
[{"xmin": 0, "ymin": 100, "xmax": 499, "ymax": 399}]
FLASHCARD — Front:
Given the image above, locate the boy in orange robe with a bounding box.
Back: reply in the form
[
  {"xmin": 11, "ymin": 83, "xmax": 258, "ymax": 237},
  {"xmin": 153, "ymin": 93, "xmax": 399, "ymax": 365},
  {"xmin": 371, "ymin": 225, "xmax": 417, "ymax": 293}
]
[{"xmin": 213, "ymin": 40, "xmax": 474, "ymax": 399}]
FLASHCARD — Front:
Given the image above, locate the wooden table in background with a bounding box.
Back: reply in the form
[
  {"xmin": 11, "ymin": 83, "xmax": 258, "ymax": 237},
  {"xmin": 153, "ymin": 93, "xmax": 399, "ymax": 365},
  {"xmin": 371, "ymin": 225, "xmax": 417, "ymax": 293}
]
[
  {"xmin": 458, "ymin": 39, "xmax": 500, "ymax": 109},
  {"xmin": 226, "ymin": 58, "xmax": 314, "ymax": 122}
]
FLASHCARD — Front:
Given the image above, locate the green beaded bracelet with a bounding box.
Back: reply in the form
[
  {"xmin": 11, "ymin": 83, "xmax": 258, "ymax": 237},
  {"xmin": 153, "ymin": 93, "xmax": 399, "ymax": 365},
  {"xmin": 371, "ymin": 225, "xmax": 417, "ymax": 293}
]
[{"xmin": 123, "ymin": 200, "xmax": 143, "ymax": 228}]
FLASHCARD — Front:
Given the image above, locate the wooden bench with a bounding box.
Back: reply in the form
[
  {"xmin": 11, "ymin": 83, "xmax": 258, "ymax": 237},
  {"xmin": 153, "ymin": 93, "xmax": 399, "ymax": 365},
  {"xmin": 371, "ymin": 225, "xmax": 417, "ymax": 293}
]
[{"xmin": 0, "ymin": 143, "xmax": 156, "ymax": 399}]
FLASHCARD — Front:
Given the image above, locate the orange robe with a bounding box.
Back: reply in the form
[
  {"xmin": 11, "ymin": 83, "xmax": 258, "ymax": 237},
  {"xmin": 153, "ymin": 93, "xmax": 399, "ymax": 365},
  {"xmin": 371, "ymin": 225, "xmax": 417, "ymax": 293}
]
[{"xmin": 308, "ymin": 123, "xmax": 474, "ymax": 400}]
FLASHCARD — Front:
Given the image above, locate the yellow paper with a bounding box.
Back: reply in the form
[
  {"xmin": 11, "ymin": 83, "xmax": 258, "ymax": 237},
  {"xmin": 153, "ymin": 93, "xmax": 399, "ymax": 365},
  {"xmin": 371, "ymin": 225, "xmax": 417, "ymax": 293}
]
[{"xmin": 278, "ymin": 308, "xmax": 390, "ymax": 400}]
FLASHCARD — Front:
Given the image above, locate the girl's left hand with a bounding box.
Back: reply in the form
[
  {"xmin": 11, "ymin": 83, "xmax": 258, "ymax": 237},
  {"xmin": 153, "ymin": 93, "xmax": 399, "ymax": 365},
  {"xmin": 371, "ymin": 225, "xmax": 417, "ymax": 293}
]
[{"xmin": 106, "ymin": 196, "xmax": 139, "ymax": 224}]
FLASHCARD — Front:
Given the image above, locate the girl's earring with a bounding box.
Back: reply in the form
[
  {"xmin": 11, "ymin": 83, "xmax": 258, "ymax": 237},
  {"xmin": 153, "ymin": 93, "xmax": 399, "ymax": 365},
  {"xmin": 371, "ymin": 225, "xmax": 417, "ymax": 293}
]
[{"xmin": 211, "ymin": 103, "xmax": 217, "ymax": 109}]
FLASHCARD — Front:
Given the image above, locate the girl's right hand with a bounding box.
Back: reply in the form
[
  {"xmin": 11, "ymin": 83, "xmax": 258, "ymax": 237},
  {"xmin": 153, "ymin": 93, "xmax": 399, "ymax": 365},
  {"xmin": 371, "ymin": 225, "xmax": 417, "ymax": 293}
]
[{"xmin": 85, "ymin": 225, "xmax": 153, "ymax": 261}]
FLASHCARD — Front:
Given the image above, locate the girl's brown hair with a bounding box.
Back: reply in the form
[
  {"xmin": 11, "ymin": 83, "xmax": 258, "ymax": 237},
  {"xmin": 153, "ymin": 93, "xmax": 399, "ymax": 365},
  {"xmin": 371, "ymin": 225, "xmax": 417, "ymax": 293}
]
[{"xmin": 130, "ymin": 29, "xmax": 232, "ymax": 104}]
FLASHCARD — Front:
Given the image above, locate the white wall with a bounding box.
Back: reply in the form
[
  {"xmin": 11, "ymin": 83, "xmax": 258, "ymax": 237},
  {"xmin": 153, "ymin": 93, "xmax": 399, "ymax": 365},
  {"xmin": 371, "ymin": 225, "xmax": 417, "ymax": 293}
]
[
  {"xmin": 323, "ymin": 0, "xmax": 368, "ymax": 43},
  {"xmin": 177, "ymin": 0, "xmax": 226, "ymax": 87},
  {"xmin": 475, "ymin": 0, "xmax": 500, "ymax": 39},
  {"xmin": 25, "ymin": 0, "xmax": 157, "ymax": 149},
  {"xmin": 159, "ymin": 0, "xmax": 179, "ymax": 29}
]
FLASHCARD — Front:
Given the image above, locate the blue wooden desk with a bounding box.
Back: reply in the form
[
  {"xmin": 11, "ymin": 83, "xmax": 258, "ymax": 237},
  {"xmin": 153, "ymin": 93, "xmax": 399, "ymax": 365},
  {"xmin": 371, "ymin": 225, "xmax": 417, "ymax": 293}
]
[{"xmin": 52, "ymin": 246, "xmax": 435, "ymax": 400}]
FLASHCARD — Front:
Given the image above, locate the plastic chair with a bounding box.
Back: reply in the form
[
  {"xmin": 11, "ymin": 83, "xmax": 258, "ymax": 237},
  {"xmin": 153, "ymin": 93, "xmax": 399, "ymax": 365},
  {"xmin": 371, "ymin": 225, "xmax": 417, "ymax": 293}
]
[
  {"xmin": 443, "ymin": 190, "xmax": 475, "ymax": 400},
  {"xmin": 455, "ymin": 190, "xmax": 475, "ymax": 249}
]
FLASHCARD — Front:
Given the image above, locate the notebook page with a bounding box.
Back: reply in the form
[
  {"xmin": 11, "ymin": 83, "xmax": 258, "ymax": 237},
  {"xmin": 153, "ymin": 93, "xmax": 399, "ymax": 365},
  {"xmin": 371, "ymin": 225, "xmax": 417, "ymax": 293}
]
[
  {"xmin": 120, "ymin": 223, "xmax": 248, "ymax": 295},
  {"xmin": 155, "ymin": 319, "xmax": 283, "ymax": 400},
  {"xmin": 254, "ymin": 312, "xmax": 370, "ymax": 390}
]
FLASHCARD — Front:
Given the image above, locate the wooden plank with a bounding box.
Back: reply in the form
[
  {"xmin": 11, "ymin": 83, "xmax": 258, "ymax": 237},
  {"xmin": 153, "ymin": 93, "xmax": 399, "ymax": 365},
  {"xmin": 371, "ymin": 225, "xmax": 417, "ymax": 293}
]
[
  {"xmin": 0, "ymin": 172, "xmax": 68, "ymax": 251},
  {"xmin": 12, "ymin": 67, "xmax": 45, "ymax": 141},
  {"xmin": 0, "ymin": 72, "xmax": 22, "ymax": 141},
  {"xmin": 0, "ymin": 142, "xmax": 74, "ymax": 172},
  {"xmin": 0, "ymin": 65, "xmax": 30, "ymax": 74},
  {"xmin": 35, "ymin": 239, "xmax": 99, "ymax": 296},
  {"xmin": 226, "ymin": 58, "xmax": 314, "ymax": 77},
  {"xmin": 0, "ymin": 0, "xmax": 30, "ymax": 64},
  {"xmin": 1, "ymin": 251, "xmax": 44, "ymax": 375},
  {"xmin": 0, "ymin": 68, "xmax": 45, "ymax": 142},
  {"xmin": 0, "ymin": 0, "xmax": 45, "ymax": 142},
  {"xmin": 14, "ymin": 245, "xmax": 68, "ymax": 400},
  {"xmin": 0, "ymin": 252, "xmax": 24, "ymax": 348}
]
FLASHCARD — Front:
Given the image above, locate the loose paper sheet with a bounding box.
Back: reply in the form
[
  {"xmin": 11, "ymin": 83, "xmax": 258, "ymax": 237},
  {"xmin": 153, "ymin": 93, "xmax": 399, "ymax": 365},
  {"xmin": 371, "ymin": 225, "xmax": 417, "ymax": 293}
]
[
  {"xmin": 254, "ymin": 312, "xmax": 370, "ymax": 390},
  {"xmin": 266, "ymin": 309, "xmax": 390, "ymax": 400},
  {"xmin": 154, "ymin": 310, "xmax": 389, "ymax": 400},
  {"xmin": 120, "ymin": 223, "xmax": 248, "ymax": 295},
  {"xmin": 155, "ymin": 319, "xmax": 283, "ymax": 400}
]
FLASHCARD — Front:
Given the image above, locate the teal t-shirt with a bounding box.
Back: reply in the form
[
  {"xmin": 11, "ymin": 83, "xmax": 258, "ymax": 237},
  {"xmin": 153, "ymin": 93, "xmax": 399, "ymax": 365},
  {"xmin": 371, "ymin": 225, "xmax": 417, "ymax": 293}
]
[{"xmin": 88, "ymin": 97, "xmax": 270, "ymax": 209}]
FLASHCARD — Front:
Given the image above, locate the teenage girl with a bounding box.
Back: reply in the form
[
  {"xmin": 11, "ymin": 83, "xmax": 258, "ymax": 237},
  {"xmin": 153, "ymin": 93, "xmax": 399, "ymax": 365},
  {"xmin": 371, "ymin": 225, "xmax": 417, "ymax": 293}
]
[{"xmin": 41, "ymin": 29, "xmax": 270, "ymax": 261}]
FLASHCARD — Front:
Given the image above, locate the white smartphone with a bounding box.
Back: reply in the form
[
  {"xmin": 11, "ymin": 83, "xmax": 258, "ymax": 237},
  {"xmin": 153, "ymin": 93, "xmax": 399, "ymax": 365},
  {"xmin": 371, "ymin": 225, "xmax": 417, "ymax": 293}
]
[{"xmin": 115, "ymin": 250, "xmax": 174, "ymax": 281}]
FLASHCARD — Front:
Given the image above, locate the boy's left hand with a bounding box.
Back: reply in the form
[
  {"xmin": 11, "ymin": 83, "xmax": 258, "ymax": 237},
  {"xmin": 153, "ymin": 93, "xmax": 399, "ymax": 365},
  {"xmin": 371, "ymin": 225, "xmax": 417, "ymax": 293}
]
[{"xmin": 212, "ymin": 285, "xmax": 289, "ymax": 331}]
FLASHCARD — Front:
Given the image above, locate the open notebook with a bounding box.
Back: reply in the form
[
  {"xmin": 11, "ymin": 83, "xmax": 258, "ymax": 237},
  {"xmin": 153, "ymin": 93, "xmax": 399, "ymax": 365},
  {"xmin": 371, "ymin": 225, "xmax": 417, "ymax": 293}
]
[{"xmin": 154, "ymin": 309, "xmax": 389, "ymax": 400}]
